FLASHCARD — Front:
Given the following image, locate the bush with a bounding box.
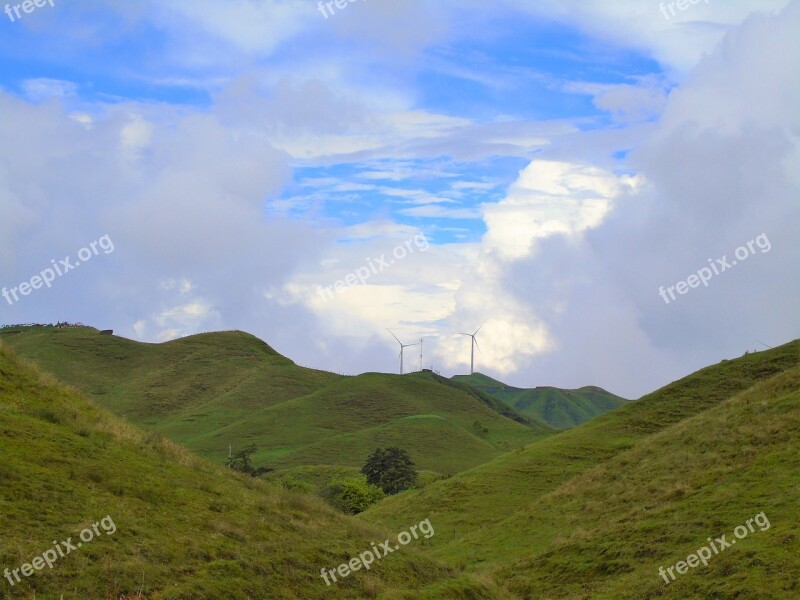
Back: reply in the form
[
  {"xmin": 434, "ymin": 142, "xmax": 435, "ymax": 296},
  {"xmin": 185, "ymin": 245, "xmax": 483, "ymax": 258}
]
[
  {"xmin": 277, "ymin": 477, "xmax": 313, "ymax": 495},
  {"xmin": 322, "ymin": 477, "xmax": 384, "ymax": 514},
  {"xmin": 361, "ymin": 447, "xmax": 417, "ymax": 495}
]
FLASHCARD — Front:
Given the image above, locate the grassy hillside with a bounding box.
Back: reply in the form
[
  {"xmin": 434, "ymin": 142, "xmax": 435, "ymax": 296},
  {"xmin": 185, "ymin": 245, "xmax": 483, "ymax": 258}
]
[
  {"xmin": 365, "ymin": 341, "xmax": 800, "ymax": 597},
  {"xmin": 0, "ymin": 325, "xmax": 550, "ymax": 478},
  {"xmin": 8, "ymin": 323, "xmax": 796, "ymax": 597},
  {"xmin": 453, "ymin": 372, "xmax": 628, "ymax": 429},
  {"xmin": 0, "ymin": 341, "xmax": 498, "ymax": 599},
  {"xmin": 493, "ymin": 363, "xmax": 800, "ymax": 598}
]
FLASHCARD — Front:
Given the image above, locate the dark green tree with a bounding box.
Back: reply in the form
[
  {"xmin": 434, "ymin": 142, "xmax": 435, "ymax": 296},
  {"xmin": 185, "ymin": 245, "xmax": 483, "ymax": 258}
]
[
  {"xmin": 361, "ymin": 447, "xmax": 417, "ymax": 494},
  {"xmin": 226, "ymin": 444, "xmax": 273, "ymax": 477}
]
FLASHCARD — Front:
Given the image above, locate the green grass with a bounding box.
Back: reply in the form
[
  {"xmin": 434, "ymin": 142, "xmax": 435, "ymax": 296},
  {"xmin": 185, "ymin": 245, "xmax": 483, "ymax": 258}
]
[
  {"xmin": 0, "ymin": 326, "xmax": 551, "ymax": 479},
  {"xmin": 365, "ymin": 341, "xmax": 800, "ymax": 598},
  {"xmin": 265, "ymin": 465, "xmax": 447, "ymax": 499},
  {"xmin": 0, "ymin": 341, "xmax": 497, "ymax": 599},
  {"xmin": 5, "ymin": 323, "xmax": 798, "ymax": 598},
  {"xmin": 453, "ymin": 372, "xmax": 628, "ymax": 429},
  {"xmin": 493, "ymin": 364, "xmax": 800, "ymax": 598}
]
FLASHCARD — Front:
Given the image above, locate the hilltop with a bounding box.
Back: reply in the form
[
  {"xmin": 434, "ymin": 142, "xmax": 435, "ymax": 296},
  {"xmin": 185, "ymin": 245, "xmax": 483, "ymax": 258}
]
[
  {"xmin": 452, "ymin": 372, "xmax": 628, "ymax": 429},
  {"xmin": 0, "ymin": 325, "xmax": 551, "ymax": 480}
]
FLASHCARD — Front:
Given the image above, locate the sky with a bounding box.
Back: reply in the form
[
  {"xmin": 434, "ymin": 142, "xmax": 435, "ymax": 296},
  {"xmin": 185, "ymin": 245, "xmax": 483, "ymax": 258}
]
[{"xmin": 1, "ymin": 0, "xmax": 798, "ymax": 398}]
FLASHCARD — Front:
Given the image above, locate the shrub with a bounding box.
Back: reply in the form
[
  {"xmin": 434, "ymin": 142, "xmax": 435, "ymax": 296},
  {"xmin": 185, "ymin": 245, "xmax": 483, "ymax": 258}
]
[{"xmin": 322, "ymin": 477, "xmax": 384, "ymax": 514}]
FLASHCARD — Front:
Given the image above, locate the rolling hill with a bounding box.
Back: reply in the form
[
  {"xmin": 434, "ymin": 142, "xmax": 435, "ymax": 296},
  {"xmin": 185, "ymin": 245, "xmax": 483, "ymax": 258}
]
[
  {"xmin": 0, "ymin": 325, "xmax": 551, "ymax": 479},
  {"xmin": 0, "ymin": 341, "xmax": 498, "ymax": 599},
  {"xmin": 5, "ymin": 323, "xmax": 797, "ymax": 597},
  {"xmin": 452, "ymin": 372, "xmax": 628, "ymax": 429},
  {"xmin": 365, "ymin": 340, "xmax": 800, "ymax": 597}
]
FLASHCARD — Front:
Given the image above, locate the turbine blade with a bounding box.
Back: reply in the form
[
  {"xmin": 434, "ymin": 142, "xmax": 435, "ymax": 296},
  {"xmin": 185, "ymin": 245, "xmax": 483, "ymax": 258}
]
[
  {"xmin": 386, "ymin": 328, "xmax": 402, "ymax": 345},
  {"xmin": 473, "ymin": 337, "xmax": 482, "ymax": 353},
  {"xmin": 474, "ymin": 321, "xmax": 485, "ymax": 336}
]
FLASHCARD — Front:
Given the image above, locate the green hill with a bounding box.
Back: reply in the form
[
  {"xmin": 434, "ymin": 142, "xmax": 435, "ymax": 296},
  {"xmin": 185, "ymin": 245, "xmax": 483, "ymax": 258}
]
[
  {"xmin": 7, "ymin": 323, "xmax": 797, "ymax": 597},
  {"xmin": 0, "ymin": 325, "xmax": 550, "ymax": 479},
  {"xmin": 452, "ymin": 372, "xmax": 628, "ymax": 429},
  {"xmin": 365, "ymin": 341, "xmax": 800, "ymax": 597},
  {"xmin": 0, "ymin": 341, "xmax": 497, "ymax": 599}
]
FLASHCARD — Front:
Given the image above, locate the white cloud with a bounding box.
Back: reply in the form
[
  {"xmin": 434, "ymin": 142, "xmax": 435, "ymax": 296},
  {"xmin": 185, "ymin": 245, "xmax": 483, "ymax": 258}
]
[
  {"xmin": 499, "ymin": 0, "xmax": 792, "ymax": 72},
  {"xmin": 22, "ymin": 78, "xmax": 78, "ymax": 102},
  {"xmin": 159, "ymin": 0, "xmax": 312, "ymax": 56},
  {"xmin": 120, "ymin": 114, "xmax": 154, "ymax": 161},
  {"xmin": 592, "ymin": 83, "xmax": 669, "ymax": 122},
  {"xmin": 482, "ymin": 160, "xmax": 642, "ymax": 260}
]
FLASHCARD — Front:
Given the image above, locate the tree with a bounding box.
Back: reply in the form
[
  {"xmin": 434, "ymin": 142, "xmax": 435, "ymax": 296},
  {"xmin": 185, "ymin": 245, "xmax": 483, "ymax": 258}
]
[
  {"xmin": 226, "ymin": 445, "xmax": 273, "ymax": 477},
  {"xmin": 322, "ymin": 477, "xmax": 384, "ymax": 514},
  {"xmin": 361, "ymin": 447, "xmax": 417, "ymax": 494}
]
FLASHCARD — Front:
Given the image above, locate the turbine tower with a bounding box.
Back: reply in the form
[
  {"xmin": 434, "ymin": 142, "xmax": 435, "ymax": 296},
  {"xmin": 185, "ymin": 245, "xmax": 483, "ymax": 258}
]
[
  {"xmin": 459, "ymin": 323, "xmax": 483, "ymax": 375},
  {"xmin": 387, "ymin": 329, "xmax": 419, "ymax": 375}
]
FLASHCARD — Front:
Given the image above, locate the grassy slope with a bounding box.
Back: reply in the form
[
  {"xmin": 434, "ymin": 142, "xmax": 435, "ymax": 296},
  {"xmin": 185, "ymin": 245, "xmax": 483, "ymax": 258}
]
[
  {"xmin": 0, "ymin": 342, "xmax": 497, "ymax": 599},
  {"xmin": 365, "ymin": 341, "xmax": 800, "ymax": 577},
  {"xmin": 493, "ymin": 363, "xmax": 800, "ymax": 599},
  {"xmin": 453, "ymin": 372, "xmax": 628, "ymax": 429},
  {"xmin": 0, "ymin": 326, "xmax": 550, "ymax": 477}
]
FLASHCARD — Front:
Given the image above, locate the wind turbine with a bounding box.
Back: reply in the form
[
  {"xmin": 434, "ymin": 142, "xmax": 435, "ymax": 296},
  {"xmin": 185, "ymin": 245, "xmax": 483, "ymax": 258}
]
[
  {"xmin": 387, "ymin": 329, "xmax": 419, "ymax": 375},
  {"xmin": 459, "ymin": 323, "xmax": 483, "ymax": 375}
]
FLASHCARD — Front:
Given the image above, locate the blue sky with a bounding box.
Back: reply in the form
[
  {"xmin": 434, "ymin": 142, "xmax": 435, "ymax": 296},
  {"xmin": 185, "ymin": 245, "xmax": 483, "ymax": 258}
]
[{"xmin": 1, "ymin": 0, "xmax": 798, "ymax": 397}]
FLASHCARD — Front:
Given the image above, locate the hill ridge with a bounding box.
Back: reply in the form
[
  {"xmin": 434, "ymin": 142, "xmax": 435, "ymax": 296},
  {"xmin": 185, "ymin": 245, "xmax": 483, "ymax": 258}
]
[
  {"xmin": 452, "ymin": 372, "xmax": 628, "ymax": 429},
  {"xmin": 0, "ymin": 325, "xmax": 551, "ymax": 480}
]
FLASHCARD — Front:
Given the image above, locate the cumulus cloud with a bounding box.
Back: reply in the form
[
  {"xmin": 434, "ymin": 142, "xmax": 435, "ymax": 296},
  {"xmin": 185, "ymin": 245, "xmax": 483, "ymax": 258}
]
[
  {"xmin": 482, "ymin": 161, "xmax": 642, "ymax": 260},
  {"xmin": 484, "ymin": 2, "xmax": 800, "ymax": 396}
]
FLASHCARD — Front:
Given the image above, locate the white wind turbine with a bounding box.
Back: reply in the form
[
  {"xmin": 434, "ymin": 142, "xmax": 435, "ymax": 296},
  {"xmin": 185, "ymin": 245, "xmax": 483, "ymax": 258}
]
[
  {"xmin": 387, "ymin": 329, "xmax": 420, "ymax": 374},
  {"xmin": 459, "ymin": 322, "xmax": 484, "ymax": 375}
]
